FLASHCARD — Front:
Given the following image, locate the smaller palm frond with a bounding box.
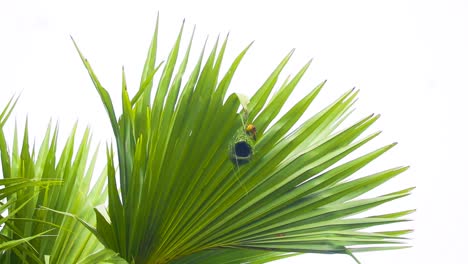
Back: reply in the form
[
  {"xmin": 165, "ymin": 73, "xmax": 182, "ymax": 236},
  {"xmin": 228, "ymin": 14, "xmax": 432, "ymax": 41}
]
[
  {"xmin": 0, "ymin": 97, "xmax": 58, "ymax": 262},
  {"xmin": 0, "ymin": 97, "xmax": 115, "ymax": 263}
]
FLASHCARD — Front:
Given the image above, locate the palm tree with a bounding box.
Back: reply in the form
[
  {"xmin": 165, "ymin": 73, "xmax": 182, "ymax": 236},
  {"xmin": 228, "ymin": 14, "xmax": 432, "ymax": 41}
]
[{"xmin": 73, "ymin": 18, "xmax": 414, "ymax": 264}]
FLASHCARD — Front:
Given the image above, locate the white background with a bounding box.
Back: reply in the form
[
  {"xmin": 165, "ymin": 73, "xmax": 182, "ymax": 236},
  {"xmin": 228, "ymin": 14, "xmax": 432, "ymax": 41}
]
[{"xmin": 1, "ymin": 1, "xmax": 467, "ymax": 263}]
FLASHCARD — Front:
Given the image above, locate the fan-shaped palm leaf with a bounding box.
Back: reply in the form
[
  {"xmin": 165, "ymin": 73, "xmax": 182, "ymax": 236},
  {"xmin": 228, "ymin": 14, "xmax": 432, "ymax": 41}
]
[
  {"xmin": 0, "ymin": 97, "xmax": 116, "ymax": 263},
  {"xmin": 75, "ymin": 19, "xmax": 413, "ymax": 263},
  {"xmin": 0, "ymin": 98, "xmax": 58, "ymax": 262}
]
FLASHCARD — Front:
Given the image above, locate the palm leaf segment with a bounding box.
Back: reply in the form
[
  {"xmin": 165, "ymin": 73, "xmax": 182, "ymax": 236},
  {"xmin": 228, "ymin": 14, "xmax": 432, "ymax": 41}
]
[{"xmin": 75, "ymin": 19, "xmax": 413, "ymax": 264}]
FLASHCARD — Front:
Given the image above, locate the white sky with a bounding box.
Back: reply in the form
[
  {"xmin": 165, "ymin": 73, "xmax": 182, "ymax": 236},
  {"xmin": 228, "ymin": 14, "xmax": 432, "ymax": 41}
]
[{"xmin": 1, "ymin": 0, "xmax": 467, "ymax": 263}]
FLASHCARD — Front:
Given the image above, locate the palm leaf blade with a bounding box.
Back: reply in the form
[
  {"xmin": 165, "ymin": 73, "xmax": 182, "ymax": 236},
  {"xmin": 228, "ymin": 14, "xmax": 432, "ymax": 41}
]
[{"xmin": 73, "ymin": 19, "xmax": 414, "ymax": 264}]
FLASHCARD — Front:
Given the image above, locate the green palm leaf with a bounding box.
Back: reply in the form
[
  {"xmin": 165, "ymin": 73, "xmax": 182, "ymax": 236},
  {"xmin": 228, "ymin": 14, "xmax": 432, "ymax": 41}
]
[
  {"xmin": 0, "ymin": 98, "xmax": 117, "ymax": 263},
  {"xmin": 75, "ymin": 18, "xmax": 413, "ymax": 263},
  {"xmin": 0, "ymin": 98, "xmax": 58, "ymax": 262}
]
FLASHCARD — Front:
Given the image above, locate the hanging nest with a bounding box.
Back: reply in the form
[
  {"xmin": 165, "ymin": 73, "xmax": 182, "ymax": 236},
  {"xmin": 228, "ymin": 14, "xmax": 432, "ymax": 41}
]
[{"xmin": 229, "ymin": 128, "xmax": 255, "ymax": 165}]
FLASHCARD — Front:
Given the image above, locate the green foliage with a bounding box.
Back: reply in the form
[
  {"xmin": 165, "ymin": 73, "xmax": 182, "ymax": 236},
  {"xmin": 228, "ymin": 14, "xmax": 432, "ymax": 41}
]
[
  {"xmin": 74, "ymin": 18, "xmax": 414, "ymax": 264},
  {"xmin": 0, "ymin": 98, "xmax": 114, "ymax": 263},
  {"xmin": 0, "ymin": 97, "xmax": 57, "ymax": 262}
]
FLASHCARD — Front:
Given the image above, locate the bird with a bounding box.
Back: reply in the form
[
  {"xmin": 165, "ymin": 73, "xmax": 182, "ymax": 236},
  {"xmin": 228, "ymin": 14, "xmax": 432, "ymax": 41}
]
[{"xmin": 245, "ymin": 124, "xmax": 257, "ymax": 141}]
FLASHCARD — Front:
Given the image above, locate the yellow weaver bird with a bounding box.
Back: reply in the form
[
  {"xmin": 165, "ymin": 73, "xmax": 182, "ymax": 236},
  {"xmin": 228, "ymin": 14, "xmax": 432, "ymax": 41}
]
[{"xmin": 246, "ymin": 124, "xmax": 257, "ymax": 141}]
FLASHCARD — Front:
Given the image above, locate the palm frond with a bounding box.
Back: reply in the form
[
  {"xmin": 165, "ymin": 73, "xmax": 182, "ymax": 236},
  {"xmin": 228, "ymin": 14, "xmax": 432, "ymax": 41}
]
[
  {"xmin": 75, "ymin": 18, "xmax": 413, "ymax": 263},
  {"xmin": 0, "ymin": 98, "xmax": 115, "ymax": 263}
]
